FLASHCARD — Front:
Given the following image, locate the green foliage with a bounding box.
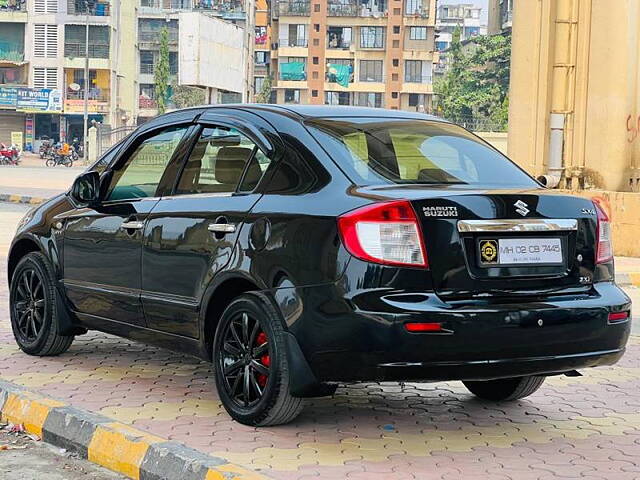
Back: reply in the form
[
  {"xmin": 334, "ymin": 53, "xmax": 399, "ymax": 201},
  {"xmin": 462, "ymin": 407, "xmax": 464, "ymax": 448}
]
[
  {"xmin": 154, "ymin": 26, "xmax": 171, "ymax": 114},
  {"xmin": 171, "ymin": 85, "xmax": 206, "ymax": 109},
  {"xmin": 255, "ymin": 75, "xmax": 273, "ymax": 104},
  {"xmin": 434, "ymin": 26, "xmax": 511, "ymax": 131}
]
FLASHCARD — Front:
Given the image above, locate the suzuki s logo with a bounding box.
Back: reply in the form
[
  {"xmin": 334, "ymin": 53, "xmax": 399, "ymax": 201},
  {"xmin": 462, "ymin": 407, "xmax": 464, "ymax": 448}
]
[{"xmin": 514, "ymin": 200, "xmax": 530, "ymax": 216}]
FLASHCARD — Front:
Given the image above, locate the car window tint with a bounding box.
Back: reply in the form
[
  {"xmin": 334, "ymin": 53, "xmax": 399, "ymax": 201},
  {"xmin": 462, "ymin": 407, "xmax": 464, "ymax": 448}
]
[
  {"xmin": 107, "ymin": 126, "xmax": 188, "ymax": 201},
  {"xmin": 306, "ymin": 119, "xmax": 537, "ymax": 187},
  {"xmin": 176, "ymin": 127, "xmax": 270, "ymax": 195}
]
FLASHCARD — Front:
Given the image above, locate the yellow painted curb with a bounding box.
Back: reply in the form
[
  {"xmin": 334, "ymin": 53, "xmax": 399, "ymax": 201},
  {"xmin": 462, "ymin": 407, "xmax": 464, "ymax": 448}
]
[
  {"xmin": 88, "ymin": 423, "xmax": 165, "ymax": 480},
  {"xmin": 0, "ymin": 391, "xmax": 65, "ymax": 437}
]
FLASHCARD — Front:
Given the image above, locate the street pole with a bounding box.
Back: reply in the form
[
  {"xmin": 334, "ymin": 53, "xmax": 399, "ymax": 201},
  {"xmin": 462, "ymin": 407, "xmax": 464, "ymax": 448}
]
[{"xmin": 83, "ymin": 0, "xmax": 90, "ymax": 159}]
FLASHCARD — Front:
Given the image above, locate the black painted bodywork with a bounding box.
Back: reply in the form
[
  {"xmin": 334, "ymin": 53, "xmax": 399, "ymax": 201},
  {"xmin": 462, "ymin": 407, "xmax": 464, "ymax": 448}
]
[{"xmin": 8, "ymin": 105, "xmax": 631, "ymax": 394}]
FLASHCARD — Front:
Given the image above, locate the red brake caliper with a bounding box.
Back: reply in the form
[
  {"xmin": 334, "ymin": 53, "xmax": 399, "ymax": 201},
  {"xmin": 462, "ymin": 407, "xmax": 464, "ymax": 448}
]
[{"xmin": 256, "ymin": 332, "xmax": 269, "ymax": 387}]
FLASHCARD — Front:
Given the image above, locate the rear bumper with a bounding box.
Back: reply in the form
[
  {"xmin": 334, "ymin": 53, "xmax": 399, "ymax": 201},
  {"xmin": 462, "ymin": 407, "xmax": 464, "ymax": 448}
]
[{"xmin": 277, "ymin": 281, "xmax": 631, "ymax": 383}]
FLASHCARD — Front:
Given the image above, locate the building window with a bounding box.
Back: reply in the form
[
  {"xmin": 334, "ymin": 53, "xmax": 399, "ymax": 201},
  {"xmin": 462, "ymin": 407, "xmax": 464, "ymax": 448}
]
[
  {"xmin": 360, "ymin": 27, "xmax": 385, "ymax": 48},
  {"xmin": 392, "ymin": 59, "xmax": 399, "ymax": 67},
  {"xmin": 255, "ymin": 51, "xmax": 269, "ymax": 65},
  {"xmin": 140, "ymin": 50, "xmax": 154, "ymax": 74},
  {"xmin": 284, "ymin": 89, "xmax": 300, "ymax": 104},
  {"xmin": 392, "ymin": 39, "xmax": 400, "ymax": 48},
  {"xmin": 325, "ymin": 91, "xmax": 350, "ymax": 105},
  {"xmin": 355, "ymin": 92, "xmax": 383, "ymax": 108},
  {"xmin": 34, "ymin": 24, "xmax": 58, "ymax": 58},
  {"xmin": 408, "ymin": 93, "xmax": 426, "ymax": 107},
  {"xmin": 405, "ymin": 0, "xmax": 424, "ymax": 15},
  {"xmin": 254, "ymin": 76, "xmax": 265, "ymax": 93},
  {"xmin": 312, "ymin": 57, "xmax": 319, "ymax": 65},
  {"xmin": 314, "ymin": 3, "xmax": 320, "ymax": 11},
  {"xmin": 33, "ymin": 67, "xmax": 57, "ymax": 89},
  {"xmin": 65, "ymin": 25, "xmax": 110, "ymax": 59},
  {"xmin": 405, "ymin": 60, "xmax": 431, "ymax": 83},
  {"xmin": 359, "ymin": 60, "xmax": 383, "ymax": 82},
  {"xmin": 279, "ymin": 57, "xmax": 307, "ymax": 81},
  {"xmin": 327, "ymin": 26, "xmax": 352, "ymax": 49},
  {"xmin": 312, "ymin": 90, "xmax": 318, "ymax": 97},
  {"xmin": 393, "ymin": 26, "xmax": 400, "ymax": 34},
  {"xmin": 280, "ymin": 24, "xmax": 308, "ymax": 47},
  {"xmin": 409, "ymin": 26, "xmax": 427, "ymax": 40},
  {"xmin": 391, "ymin": 91, "xmax": 398, "ymax": 99},
  {"xmin": 314, "ymin": 24, "xmax": 320, "ymax": 32}
]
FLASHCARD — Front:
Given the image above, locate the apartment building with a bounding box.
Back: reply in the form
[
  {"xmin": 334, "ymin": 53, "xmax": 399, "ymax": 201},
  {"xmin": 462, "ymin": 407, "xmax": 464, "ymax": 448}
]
[
  {"xmin": 0, "ymin": 0, "xmax": 252, "ymax": 149},
  {"xmin": 487, "ymin": 0, "xmax": 512, "ymax": 36},
  {"xmin": 433, "ymin": 3, "xmax": 484, "ymax": 76},
  {"xmin": 268, "ymin": 0, "xmax": 437, "ymax": 112}
]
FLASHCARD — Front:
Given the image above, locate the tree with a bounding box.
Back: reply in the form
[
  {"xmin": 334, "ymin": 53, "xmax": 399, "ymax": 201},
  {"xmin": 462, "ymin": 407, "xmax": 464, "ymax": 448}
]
[
  {"xmin": 434, "ymin": 26, "xmax": 511, "ymax": 131},
  {"xmin": 154, "ymin": 26, "xmax": 171, "ymax": 114},
  {"xmin": 171, "ymin": 85, "xmax": 206, "ymax": 109},
  {"xmin": 255, "ymin": 75, "xmax": 272, "ymax": 104}
]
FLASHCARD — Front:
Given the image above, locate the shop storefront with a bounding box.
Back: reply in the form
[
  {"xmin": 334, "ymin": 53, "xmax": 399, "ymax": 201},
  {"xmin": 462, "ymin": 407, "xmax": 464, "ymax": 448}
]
[{"xmin": 0, "ymin": 86, "xmax": 63, "ymax": 150}]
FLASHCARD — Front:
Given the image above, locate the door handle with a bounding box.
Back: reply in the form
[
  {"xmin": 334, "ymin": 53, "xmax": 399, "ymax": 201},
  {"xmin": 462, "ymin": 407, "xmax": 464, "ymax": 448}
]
[
  {"xmin": 121, "ymin": 220, "xmax": 144, "ymax": 231},
  {"xmin": 208, "ymin": 223, "xmax": 236, "ymax": 234}
]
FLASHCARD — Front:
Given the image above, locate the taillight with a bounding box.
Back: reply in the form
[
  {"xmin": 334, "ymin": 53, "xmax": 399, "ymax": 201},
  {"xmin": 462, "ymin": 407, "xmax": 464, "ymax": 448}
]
[
  {"xmin": 594, "ymin": 200, "xmax": 613, "ymax": 264},
  {"xmin": 337, "ymin": 200, "xmax": 428, "ymax": 268}
]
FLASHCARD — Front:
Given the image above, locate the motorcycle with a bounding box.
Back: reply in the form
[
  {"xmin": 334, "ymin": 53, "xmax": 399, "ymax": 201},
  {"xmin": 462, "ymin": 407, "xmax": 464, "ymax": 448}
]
[
  {"xmin": 45, "ymin": 144, "xmax": 74, "ymax": 168},
  {"xmin": 71, "ymin": 138, "xmax": 84, "ymax": 158},
  {"xmin": 0, "ymin": 143, "xmax": 20, "ymax": 165},
  {"xmin": 39, "ymin": 137, "xmax": 52, "ymax": 159}
]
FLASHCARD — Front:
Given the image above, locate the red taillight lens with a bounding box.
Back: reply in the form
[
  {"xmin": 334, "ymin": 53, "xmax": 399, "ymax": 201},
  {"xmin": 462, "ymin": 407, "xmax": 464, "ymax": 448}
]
[
  {"xmin": 594, "ymin": 200, "xmax": 613, "ymax": 264},
  {"xmin": 337, "ymin": 200, "xmax": 428, "ymax": 268},
  {"xmin": 405, "ymin": 322, "xmax": 442, "ymax": 332}
]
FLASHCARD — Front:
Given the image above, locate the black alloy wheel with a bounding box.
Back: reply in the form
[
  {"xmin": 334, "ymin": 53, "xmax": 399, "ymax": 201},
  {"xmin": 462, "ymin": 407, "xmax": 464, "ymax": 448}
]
[
  {"xmin": 10, "ymin": 252, "xmax": 74, "ymax": 356},
  {"xmin": 12, "ymin": 267, "xmax": 46, "ymax": 344},
  {"xmin": 213, "ymin": 292, "xmax": 303, "ymax": 426},
  {"xmin": 219, "ymin": 311, "xmax": 271, "ymax": 408}
]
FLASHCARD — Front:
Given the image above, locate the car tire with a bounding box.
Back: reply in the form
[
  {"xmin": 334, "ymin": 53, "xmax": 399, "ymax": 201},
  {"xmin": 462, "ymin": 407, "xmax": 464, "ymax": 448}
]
[
  {"xmin": 463, "ymin": 375, "xmax": 545, "ymax": 401},
  {"xmin": 213, "ymin": 292, "xmax": 303, "ymax": 426},
  {"xmin": 9, "ymin": 252, "xmax": 74, "ymax": 356}
]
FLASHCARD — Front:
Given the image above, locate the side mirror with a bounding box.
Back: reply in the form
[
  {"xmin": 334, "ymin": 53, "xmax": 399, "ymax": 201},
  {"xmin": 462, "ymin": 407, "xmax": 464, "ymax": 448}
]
[{"xmin": 70, "ymin": 171, "xmax": 101, "ymax": 205}]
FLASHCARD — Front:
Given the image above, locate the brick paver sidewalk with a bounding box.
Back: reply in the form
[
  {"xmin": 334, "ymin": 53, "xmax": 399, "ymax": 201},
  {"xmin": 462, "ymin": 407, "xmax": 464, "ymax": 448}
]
[{"xmin": 1, "ymin": 265, "xmax": 639, "ymax": 480}]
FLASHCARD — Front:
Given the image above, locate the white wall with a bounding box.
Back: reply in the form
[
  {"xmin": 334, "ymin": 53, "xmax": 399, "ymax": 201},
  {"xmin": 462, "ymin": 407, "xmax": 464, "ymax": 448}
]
[{"xmin": 178, "ymin": 12, "xmax": 245, "ymax": 95}]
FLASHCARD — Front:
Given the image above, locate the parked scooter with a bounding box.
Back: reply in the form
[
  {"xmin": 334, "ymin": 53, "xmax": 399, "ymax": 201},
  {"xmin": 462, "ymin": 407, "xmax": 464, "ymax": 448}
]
[
  {"xmin": 0, "ymin": 143, "xmax": 20, "ymax": 165},
  {"xmin": 39, "ymin": 136, "xmax": 52, "ymax": 159}
]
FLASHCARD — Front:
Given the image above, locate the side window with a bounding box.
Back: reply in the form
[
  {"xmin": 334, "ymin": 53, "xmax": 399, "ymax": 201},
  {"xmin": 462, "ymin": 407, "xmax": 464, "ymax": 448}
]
[
  {"xmin": 107, "ymin": 126, "xmax": 188, "ymax": 201},
  {"xmin": 176, "ymin": 126, "xmax": 271, "ymax": 195}
]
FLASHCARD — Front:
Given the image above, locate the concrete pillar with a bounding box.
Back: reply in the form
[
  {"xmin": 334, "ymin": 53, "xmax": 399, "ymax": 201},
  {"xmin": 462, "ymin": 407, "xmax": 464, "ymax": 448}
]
[{"xmin": 87, "ymin": 126, "xmax": 98, "ymax": 164}]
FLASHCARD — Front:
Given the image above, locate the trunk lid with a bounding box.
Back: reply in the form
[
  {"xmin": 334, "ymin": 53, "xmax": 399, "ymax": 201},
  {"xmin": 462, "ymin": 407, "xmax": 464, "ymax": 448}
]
[{"xmin": 354, "ymin": 185, "xmax": 598, "ymax": 300}]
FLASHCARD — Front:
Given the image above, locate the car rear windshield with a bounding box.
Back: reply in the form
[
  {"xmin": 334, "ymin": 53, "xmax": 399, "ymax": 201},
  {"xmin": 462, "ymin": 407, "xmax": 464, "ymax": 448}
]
[{"xmin": 305, "ymin": 118, "xmax": 537, "ymax": 187}]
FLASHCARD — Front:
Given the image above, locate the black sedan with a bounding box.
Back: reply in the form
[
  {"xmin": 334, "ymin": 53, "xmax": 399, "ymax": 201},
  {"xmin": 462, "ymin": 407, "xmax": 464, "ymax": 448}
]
[{"xmin": 7, "ymin": 105, "xmax": 631, "ymax": 426}]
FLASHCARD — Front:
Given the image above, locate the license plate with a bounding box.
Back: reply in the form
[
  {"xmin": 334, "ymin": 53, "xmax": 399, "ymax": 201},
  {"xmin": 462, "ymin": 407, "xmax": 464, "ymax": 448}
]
[{"xmin": 479, "ymin": 238, "xmax": 563, "ymax": 266}]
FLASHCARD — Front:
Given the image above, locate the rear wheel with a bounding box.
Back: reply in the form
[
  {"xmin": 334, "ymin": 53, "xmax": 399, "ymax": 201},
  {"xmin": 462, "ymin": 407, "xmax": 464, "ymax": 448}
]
[
  {"xmin": 463, "ymin": 376, "xmax": 545, "ymax": 401},
  {"xmin": 9, "ymin": 252, "xmax": 74, "ymax": 356},
  {"xmin": 213, "ymin": 292, "xmax": 303, "ymax": 426}
]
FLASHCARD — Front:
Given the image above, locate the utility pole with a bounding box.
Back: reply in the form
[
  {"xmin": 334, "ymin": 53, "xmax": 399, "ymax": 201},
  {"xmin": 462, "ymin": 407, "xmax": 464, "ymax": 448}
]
[{"xmin": 83, "ymin": 0, "xmax": 90, "ymax": 158}]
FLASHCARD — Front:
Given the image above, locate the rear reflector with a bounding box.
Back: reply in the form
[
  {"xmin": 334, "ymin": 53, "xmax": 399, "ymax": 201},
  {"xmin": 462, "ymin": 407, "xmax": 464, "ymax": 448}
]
[
  {"xmin": 337, "ymin": 200, "xmax": 428, "ymax": 268},
  {"xmin": 608, "ymin": 311, "xmax": 629, "ymax": 323},
  {"xmin": 404, "ymin": 322, "xmax": 442, "ymax": 332}
]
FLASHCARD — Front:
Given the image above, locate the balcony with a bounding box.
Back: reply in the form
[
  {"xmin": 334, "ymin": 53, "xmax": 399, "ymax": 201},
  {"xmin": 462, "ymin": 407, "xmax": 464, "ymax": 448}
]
[
  {"xmin": 0, "ymin": 1, "xmax": 27, "ymax": 21},
  {"xmin": 138, "ymin": 29, "xmax": 179, "ymax": 44},
  {"xmin": 278, "ymin": 0, "xmax": 310, "ymax": 16},
  {"xmin": 139, "ymin": 96, "xmax": 157, "ymax": 109},
  {"xmin": 327, "ymin": 1, "xmax": 357, "ymax": 16},
  {"xmin": 404, "ymin": 0, "xmax": 429, "ymax": 17},
  {"xmin": 64, "ymin": 43, "xmax": 109, "ymax": 59},
  {"xmin": 404, "ymin": 75, "xmax": 432, "ymax": 83},
  {"xmin": 64, "ymin": 89, "xmax": 110, "ymax": 113},
  {"xmin": 327, "ymin": 0, "xmax": 387, "ymax": 17},
  {"xmin": 139, "ymin": 63, "xmax": 178, "ymax": 75},
  {"xmin": 140, "ymin": 0, "xmax": 191, "ymax": 11},
  {"xmin": 193, "ymin": 0, "xmax": 245, "ymax": 19},
  {"xmin": 0, "ymin": 42, "xmax": 24, "ymax": 62},
  {"xmin": 67, "ymin": 1, "xmax": 111, "ymax": 16}
]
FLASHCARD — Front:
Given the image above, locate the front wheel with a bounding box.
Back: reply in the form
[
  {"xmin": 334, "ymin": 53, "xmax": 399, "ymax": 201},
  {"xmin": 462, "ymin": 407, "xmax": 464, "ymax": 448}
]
[
  {"xmin": 9, "ymin": 252, "xmax": 74, "ymax": 356},
  {"xmin": 213, "ymin": 292, "xmax": 303, "ymax": 426},
  {"xmin": 45, "ymin": 158, "xmax": 56, "ymax": 167},
  {"xmin": 463, "ymin": 375, "xmax": 545, "ymax": 401}
]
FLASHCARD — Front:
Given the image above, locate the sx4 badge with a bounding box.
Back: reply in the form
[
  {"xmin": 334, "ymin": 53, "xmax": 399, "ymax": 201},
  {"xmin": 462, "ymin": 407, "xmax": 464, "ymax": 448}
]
[{"xmin": 423, "ymin": 206, "xmax": 458, "ymax": 217}]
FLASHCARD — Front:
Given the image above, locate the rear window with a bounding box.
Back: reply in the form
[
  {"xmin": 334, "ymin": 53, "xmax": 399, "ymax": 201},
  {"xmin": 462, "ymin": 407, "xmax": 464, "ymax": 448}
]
[{"xmin": 306, "ymin": 118, "xmax": 537, "ymax": 187}]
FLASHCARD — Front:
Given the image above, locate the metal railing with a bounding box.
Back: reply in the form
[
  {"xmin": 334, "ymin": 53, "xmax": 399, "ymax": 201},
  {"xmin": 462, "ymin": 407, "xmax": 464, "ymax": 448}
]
[
  {"xmin": 278, "ymin": 0, "xmax": 310, "ymax": 16},
  {"xmin": 138, "ymin": 30, "xmax": 179, "ymax": 43},
  {"xmin": 140, "ymin": 0, "xmax": 191, "ymax": 10},
  {"xmin": 404, "ymin": 75, "xmax": 432, "ymax": 83},
  {"xmin": 66, "ymin": 90, "xmax": 109, "ymax": 102},
  {"xmin": 327, "ymin": 2, "xmax": 357, "ymax": 16},
  {"xmin": 283, "ymin": 38, "xmax": 308, "ymax": 47},
  {"xmin": 64, "ymin": 43, "xmax": 109, "ymax": 59},
  {"xmin": 359, "ymin": 74, "xmax": 384, "ymax": 83},
  {"xmin": 67, "ymin": 1, "xmax": 111, "ymax": 15}
]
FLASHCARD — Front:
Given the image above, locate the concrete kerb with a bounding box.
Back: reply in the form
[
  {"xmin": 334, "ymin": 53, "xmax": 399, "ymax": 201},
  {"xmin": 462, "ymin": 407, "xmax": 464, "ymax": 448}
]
[
  {"xmin": 0, "ymin": 379, "xmax": 266, "ymax": 480},
  {"xmin": 0, "ymin": 193, "xmax": 46, "ymax": 206}
]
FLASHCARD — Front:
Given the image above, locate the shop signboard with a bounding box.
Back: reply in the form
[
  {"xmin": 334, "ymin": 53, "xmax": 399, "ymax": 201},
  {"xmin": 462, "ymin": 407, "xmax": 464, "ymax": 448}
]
[
  {"xmin": 16, "ymin": 88, "xmax": 63, "ymax": 113},
  {"xmin": 0, "ymin": 87, "xmax": 18, "ymax": 109}
]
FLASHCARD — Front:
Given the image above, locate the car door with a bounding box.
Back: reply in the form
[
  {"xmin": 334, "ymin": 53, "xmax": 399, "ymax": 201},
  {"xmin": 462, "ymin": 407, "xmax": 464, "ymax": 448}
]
[
  {"xmin": 62, "ymin": 124, "xmax": 192, "ymax": 326},
  {"xmin": 141, "ymin": 121, "xmax": 275, "ymax": 338}
]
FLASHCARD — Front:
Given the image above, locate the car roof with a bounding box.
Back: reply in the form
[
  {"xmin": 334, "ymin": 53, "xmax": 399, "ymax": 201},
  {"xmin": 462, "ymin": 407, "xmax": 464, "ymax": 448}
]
[{"xmin": 156, "ymin": 104, "xmax": 447, "ymax": 123}]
